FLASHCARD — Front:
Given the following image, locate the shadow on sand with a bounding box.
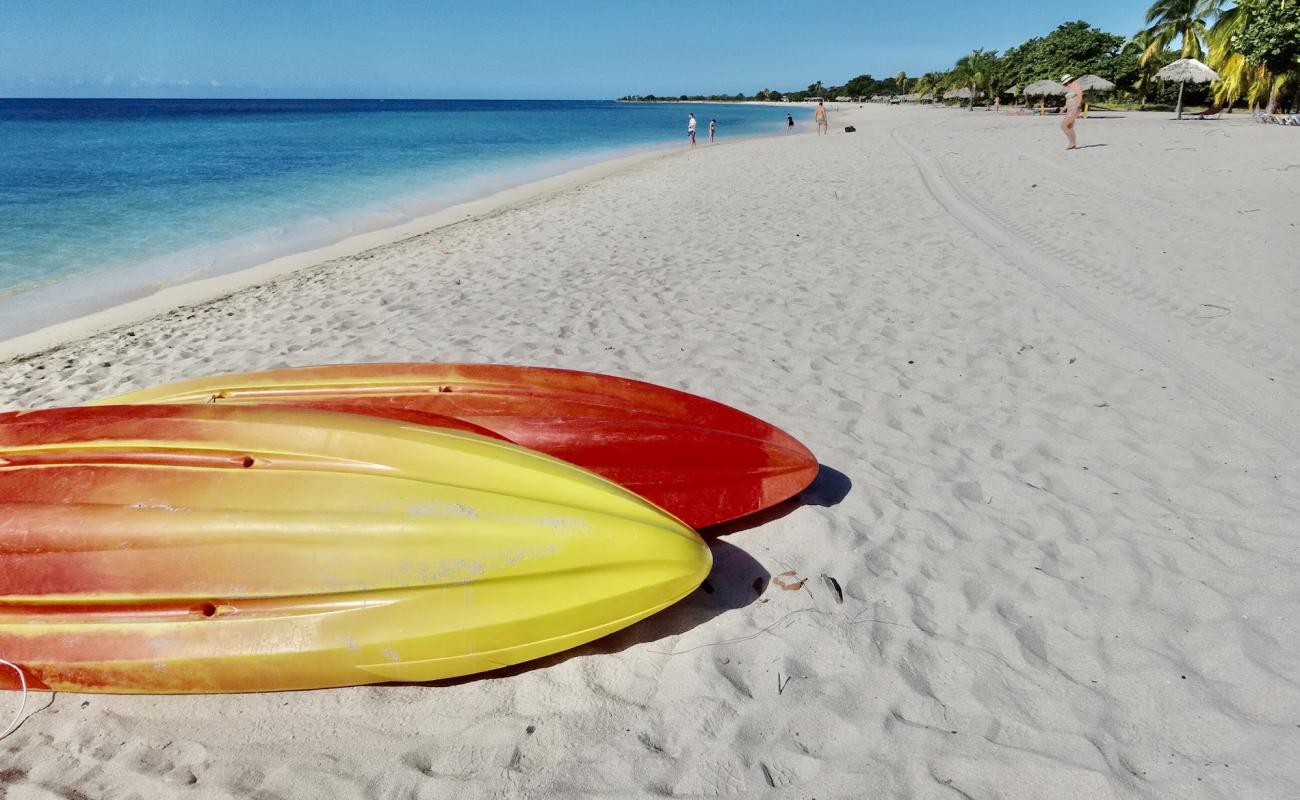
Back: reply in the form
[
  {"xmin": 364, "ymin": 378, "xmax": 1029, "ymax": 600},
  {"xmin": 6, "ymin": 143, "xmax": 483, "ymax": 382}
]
[
  {"xmin": 702, "ymin": 463, "xmax": 852, "ymax": 537},
  {"xmin": 417, "ymin": 539, "xmax": 771, "ymax": 687}
]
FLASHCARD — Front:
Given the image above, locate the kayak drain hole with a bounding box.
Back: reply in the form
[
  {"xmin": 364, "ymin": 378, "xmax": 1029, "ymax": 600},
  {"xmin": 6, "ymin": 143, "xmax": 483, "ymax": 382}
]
[
  {"xmin": 240, "ymin": 456, "xmax": 254, "ymax": 468},
  {"xmin": 200, "ymin": 602, "xmax": 218, "ymax": 618}
]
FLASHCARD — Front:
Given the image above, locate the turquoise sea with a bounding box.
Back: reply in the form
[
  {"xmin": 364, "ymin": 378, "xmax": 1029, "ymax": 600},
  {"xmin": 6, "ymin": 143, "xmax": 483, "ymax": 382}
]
[{"xmin": 0, "ymin": 99, "xmax": 796, "ymax": 339}]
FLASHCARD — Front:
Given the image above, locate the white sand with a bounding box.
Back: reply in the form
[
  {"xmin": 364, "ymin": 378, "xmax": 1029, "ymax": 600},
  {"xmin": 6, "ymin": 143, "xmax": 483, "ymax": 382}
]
[{"xmin": 2, "ymin": 105, "xmax": 1298, "ymax": 798}]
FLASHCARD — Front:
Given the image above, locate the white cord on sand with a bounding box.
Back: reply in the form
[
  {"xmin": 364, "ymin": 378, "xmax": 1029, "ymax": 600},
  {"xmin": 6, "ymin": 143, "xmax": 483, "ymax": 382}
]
[{"xmin": 0, "ymin": 659, "xmax": 28, "ymax": 740}]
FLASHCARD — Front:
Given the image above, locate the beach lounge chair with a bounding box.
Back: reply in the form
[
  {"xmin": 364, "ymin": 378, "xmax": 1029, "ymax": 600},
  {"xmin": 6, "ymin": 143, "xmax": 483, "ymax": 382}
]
[
  {"xmin": 1189, "ymin": 105, "xmax": 1224, "ymax": 119},
  {"xmin": 1253, "ymin": 110, "xmax": 1279, "ymax": 124}
]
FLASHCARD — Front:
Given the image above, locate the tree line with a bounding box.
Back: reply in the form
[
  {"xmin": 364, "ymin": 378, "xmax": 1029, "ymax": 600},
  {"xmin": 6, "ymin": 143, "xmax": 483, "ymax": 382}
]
[
  {"xmin": 619, "ymin": 2, "xmax": 1298, "ymax": 111},
  {"xmin": 925, "ymin": 2, "xmax": 1296, "ymax": 111},
  {"xmin": 618, "ymin": 75, "xmax": 908, "ymax": 104}
]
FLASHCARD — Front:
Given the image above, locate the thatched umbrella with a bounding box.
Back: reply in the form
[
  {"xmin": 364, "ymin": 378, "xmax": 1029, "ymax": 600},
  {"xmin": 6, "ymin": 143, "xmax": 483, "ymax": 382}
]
[
  {"xmin": 1008, "ymin": 85, "xmax": 1021, "ymax": 96},
  {"xmin": 1076, "ymin": 75, "xmax": 1114, "ymax": 91},
  {"xmin": 1155, "ymin": 58, "xmax": 1219, "ymax": 120},
  {"xmin": 1076, "ymin": 75, "xmax": 1114, "ymax": 116},
  {"xmin": 1023, "ymin": 79, "xmax": 1066, "ymax": 96},
  {"xmin": 1023, "ymin": 79, "xmax": 1066, "ymax": 114},
  {"xmin": 943, "ymin": 87, "xmax": 973, "ymax": 100}
]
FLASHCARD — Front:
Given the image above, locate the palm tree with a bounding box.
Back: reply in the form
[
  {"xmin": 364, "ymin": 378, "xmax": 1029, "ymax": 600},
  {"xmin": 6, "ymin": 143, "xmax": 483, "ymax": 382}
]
[
  {"xmin": 1124, "ymin": 31, "xmax": 1163, "ymax": 106},
  {"xmin": 912, "ymin": 73, "xmax": 938, "ymax": 102},
  {"xmin": 949, "ymin": 49, "xmax": 999, "ymax": 111},
  {"xmin": 945, "ymin": 64, "xmax": 973, "ymax": 110},
  {"xmin": 1213, "ymin": 53, "xmax": 1275, "ymax": 108},
  {"xmin": 895, "ymin": 71, "xmax": 908, "ymax": 95},
  {"xmin": 1206, "ymin": 1, "xmax": 1264, "ymax": 108},
  {"xmin": 1140, "ymin": 0, "xmax": 1223, "ymax": 61},
  {"xmin": 1207, "ymin": 0, "xmax": 1298, "ymax": 113}
]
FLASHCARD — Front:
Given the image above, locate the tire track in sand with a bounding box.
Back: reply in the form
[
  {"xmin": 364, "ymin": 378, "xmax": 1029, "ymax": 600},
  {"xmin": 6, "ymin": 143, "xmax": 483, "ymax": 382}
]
[
  {"xmin": 985, "ymin": 144, "xmax": 1295, "ymax": 375},
  {"xmin": 889, "ymin": 121, "xmax": 1300, "ymax": 462}
]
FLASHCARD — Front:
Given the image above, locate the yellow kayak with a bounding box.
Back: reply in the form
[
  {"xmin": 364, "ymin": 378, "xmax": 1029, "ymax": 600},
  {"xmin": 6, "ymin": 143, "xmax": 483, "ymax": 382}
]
[{"xmin": 0, "ymin": 404, "xmax": 710, "ymax": 693}]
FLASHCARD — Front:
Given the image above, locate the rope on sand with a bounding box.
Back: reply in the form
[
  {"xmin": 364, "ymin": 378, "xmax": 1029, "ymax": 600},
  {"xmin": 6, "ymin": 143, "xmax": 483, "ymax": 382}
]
[{"xmin": 0, "ymin": 659, "xmax": 28, "ymax": 740}]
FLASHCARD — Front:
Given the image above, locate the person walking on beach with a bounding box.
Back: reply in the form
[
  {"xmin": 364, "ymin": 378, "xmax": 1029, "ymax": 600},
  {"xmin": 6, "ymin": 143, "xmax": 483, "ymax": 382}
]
[
  {"xmin": 814, "ymin": 101, "xmax": 829, "ymax": 135},
  {"xmin": 687, "ymin": 113, "xmax": 697, "ymax": 148},
  {"xmin": 708, "ymin": 118, "xmax": 716, "ymax": 143},
  {"xmin": 786, "ymin": 113, "xmax": 794, "ymax": 132},
  {"xmin": 993, "ymin": 95, "xmax": 1001, "ymax": 113},
  {"xmin": 1060, "ymin": 74, "xmax": 1083, "ymax": 150}
]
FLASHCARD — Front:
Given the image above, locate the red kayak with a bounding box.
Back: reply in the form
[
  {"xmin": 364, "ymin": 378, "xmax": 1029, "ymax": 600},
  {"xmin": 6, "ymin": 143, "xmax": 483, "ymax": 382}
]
[{"xmin": 99, "ymin": 364, "xmax": 818, "ymax": 529}]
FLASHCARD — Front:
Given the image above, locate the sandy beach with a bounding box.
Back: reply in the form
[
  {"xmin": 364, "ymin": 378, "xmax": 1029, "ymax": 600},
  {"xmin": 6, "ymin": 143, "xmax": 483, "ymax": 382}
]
[{"xmin": 2, "ymin": 104, "xmax": 1298, "ymax": 798}]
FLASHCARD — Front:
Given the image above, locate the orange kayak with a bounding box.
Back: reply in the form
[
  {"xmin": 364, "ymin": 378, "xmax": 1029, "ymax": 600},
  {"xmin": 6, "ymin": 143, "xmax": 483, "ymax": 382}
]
[
  {"xmin": 99, "ymin": 364, "xmax": 818, "ymax": 528},
  {"xmin": 0, "ymin": 405, "xmax": 710, "ymax": 693}
]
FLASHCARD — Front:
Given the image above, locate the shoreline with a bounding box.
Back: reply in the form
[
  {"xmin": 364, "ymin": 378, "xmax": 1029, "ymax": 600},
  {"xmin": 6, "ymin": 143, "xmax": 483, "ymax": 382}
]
[
  {"xmin": 0, "ymin": 139, "xmax": 707, "ymax": 363},
  {"xmin": 0, "ymin": 102, "xmax": 792, "ymax": 362}
]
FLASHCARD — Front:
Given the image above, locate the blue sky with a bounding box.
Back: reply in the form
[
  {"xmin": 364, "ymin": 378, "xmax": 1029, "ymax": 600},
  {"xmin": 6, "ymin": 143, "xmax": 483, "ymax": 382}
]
[{"xmin": 1, "ymin": 1, "xmax": 1148, "ymax": 99}]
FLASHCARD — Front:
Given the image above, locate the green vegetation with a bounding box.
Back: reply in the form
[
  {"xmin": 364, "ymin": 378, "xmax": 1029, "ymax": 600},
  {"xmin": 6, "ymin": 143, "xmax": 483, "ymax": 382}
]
[
  {"xmin": 1000, "ymin": 22, "xmax": 1132, "ymax": 90},
  {"xmin": 620, "ymin": 3, "xmax": 1297, "ymax": 112},
  {"xmin": 1222, "ymin": 0, "xmax": 1300, "ymax": 108},
  {"xmin": 949, "ymin": 48, "xmax": 1001, "ymax": 110},
  {"xmin": 932, "ymin": 20, "xmax": 1194, "ymax": 109},
  {"xmin": 618, "ymin": 74, "xmax": 908, "ymax": 103},
  {"xmin": 1140, "ymin": 0, "xmax": 1220, "ymax": 59}
]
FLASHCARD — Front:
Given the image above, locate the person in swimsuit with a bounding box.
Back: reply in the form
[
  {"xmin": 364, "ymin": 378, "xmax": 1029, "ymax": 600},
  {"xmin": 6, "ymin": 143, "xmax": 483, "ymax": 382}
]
[
  {"xmin": 787, "ymin": 113, "xmax": 794, "ymax": 132},
  {"xmin": 1060, "ymin": 74, "xmax": 1083, "ymax": 150},
  {"xmin": 687, "ymin": 113, "xmax": 696, "ymax": 148},
  {"xmin": 814, "ymin": 101, "xmax": 828, "ymax": 135},
  {"xmin": 709, "ymin": 118, "xmax": 716, "ymax": 142}
]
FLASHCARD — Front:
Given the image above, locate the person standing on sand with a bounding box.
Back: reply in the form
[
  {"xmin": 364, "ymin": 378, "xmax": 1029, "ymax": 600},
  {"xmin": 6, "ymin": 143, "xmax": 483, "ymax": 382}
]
[
  {"xmin": 708, "ymin": 118, "xmax": 716, "ymax": 143},
  {"xmin": 814, "ymin": 101, "xmax": 828, "ymax": 135},
  {"xmin": 786, "ymin": 113, "xmax": 794, "ymax": 132},
  {"xmin": 993, "ymin": 95, "xmax": 1001, "ymax": 113},
  {"xmin": 1060, "ymin": 74, "xmax": 1083, "ymax": 150},
  {"xmin": 687, "ymin": 113, "xmax": 697, "ymax": 148}
]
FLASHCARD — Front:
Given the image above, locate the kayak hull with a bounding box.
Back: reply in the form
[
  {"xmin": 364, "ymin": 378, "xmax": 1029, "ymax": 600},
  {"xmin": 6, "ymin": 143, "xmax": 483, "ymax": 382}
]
[
  {"xmin": 0, "ymin": 405, "xmax": 710, "ymax": 693},
  {"xmin": 99, "ymin": 363, "xmax": 819, "ymax": 528}
]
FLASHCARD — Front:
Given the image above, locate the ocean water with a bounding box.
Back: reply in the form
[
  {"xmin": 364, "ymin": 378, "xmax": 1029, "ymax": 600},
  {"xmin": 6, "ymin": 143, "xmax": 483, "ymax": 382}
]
[{"xmin": 0, "ymin": 98, "xmax": 795, "ymax": 338}]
